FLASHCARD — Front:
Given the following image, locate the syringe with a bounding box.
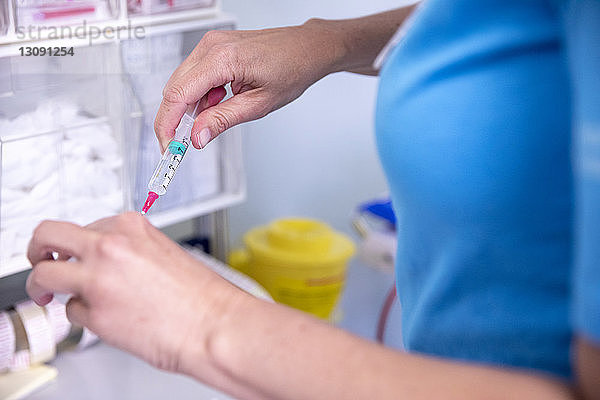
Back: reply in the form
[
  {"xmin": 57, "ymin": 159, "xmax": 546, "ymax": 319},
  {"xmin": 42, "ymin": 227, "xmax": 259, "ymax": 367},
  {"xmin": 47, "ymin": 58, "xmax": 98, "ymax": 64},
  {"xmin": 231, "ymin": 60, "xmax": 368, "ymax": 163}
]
[{"xmin": 141, "ymin": 102, "xmax": 200, "ymax": 215}]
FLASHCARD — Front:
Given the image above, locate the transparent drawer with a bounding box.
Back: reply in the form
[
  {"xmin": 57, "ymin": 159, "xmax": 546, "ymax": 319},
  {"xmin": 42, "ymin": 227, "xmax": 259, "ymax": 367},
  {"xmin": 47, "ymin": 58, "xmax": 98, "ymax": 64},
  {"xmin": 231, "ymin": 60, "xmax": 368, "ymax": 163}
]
[
  {"xmin": 0, "ymin": 42, "xmax": 141, "ymax": 278},
  {"xmin": 127, "ymin": 0, "xmax": 215, "ymax": 16},
  {"xmin": 121, "ymin": 24, "xmax": 244, "ymax": 217},
  {"xmin": 14, "ymin": 0, "xmax": 119, "ymax": 27}
]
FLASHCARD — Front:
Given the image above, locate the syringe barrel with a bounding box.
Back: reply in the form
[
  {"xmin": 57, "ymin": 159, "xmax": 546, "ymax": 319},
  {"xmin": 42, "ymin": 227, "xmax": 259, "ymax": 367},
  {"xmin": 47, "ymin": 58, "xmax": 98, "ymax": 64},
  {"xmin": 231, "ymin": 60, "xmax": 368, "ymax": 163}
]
[
  {"xmin": 147, "ymin": 112, "xmax": 195, "ymax": 195},
  {"xmin": 172, "ymin": 112, "xmax": 196, "ymax": 142}
]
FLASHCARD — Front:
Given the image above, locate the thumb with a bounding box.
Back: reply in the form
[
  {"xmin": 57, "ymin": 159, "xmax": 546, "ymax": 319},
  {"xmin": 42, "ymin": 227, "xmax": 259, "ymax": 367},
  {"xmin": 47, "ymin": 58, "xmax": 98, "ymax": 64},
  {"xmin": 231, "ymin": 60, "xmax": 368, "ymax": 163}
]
[{"xmin": 190, "ymin": 92, "xmax": 268, "ymax": 149}]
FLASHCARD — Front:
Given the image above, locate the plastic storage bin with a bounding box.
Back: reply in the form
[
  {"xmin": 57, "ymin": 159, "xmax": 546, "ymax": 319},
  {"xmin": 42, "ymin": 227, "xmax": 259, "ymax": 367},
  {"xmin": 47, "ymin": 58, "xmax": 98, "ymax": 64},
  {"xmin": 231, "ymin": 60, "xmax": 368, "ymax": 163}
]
[
  {"xmin": 0, "ymin": 17, "xmax": 244, "ymax": 280},
  {"xmin": 0, "ymin": 42, "xmax": 141, "ymax": 278},
  {"xmin": 121, "ymin": 22, "xmax": 244, "ymax": 216},
  {"xmin": 14, "ymin": 0, "xmax": 119, "ymax": 27},
  {"xmin": 127, "ymin": 0, "xmax": 215, "ymax": 16},
  {"xmin": 229, "ymin": 218, "xmax": 355, "ymax": 320}
]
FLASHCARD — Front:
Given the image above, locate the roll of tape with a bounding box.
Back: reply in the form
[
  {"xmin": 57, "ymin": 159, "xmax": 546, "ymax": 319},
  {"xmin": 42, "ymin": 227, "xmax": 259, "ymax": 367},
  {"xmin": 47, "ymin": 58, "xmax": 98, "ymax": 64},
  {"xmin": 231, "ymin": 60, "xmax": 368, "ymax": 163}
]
[
  {"xmin": 0, "ymin": 311, "xmax": 16, "ymax": 371},
  {"xmin": 15, "ymin": 300, "xmax": 56, "ymax": 365},
  {"xmin": 9, "ymin": 349, "xmax": 30, "ymax": 372},
  {"xmin": 45, "ymin": 300, "xmax": 71, "ymax": 344}
]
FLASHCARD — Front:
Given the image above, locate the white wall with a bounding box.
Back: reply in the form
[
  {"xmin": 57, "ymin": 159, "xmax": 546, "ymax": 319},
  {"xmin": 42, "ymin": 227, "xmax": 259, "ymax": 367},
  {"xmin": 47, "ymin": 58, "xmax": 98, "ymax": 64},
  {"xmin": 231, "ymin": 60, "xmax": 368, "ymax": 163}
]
[{"xmin": 222, "ymin": 0, "xmax": 405, "ymax": 247}]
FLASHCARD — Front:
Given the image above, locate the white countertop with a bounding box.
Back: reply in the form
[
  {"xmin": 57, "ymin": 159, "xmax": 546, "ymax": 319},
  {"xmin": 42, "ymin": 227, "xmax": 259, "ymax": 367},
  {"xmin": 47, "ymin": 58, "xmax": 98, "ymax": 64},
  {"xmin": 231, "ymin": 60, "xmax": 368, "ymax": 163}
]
[{"xmin": 26, "ymin": 343, "xmax": 234, "ymax": 400}]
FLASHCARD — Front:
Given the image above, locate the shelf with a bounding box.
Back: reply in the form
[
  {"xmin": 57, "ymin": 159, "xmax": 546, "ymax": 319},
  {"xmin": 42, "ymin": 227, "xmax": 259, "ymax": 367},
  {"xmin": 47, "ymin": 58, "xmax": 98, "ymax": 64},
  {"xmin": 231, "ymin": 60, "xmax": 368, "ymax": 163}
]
[
  {"xmin": 0, "ymin": 13, "xmax": 234, "ymax": 57},
  {"xmin": 0, "ymin": 1, "xmax": 229, "ymax": 57},
  {"xmin": 127, "ymin": 6, "xmax": 221, "ymax": 28},
  {"xmin": 0, "ymin": 191, "xmax": 247, "ymax": 278},
  {"xmin": 148, "ymin": 191, "xmax": 245, "ymax": 228}
]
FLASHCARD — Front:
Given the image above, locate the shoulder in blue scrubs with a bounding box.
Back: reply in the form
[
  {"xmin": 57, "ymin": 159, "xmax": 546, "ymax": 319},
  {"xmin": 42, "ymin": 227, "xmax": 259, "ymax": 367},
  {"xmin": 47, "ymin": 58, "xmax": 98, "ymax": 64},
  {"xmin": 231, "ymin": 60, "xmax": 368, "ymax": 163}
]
[{"xmin": 375, "ymin": 0, "xmax": 599, "ymax": 378}]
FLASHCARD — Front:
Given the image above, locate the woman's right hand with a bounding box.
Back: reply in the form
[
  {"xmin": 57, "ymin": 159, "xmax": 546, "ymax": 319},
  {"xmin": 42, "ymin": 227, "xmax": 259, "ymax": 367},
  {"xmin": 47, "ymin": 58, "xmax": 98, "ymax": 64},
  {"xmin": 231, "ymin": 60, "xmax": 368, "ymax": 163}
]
[{"xmin": 154, "ymin": 21, "xmax": 346, "ymax": 151}]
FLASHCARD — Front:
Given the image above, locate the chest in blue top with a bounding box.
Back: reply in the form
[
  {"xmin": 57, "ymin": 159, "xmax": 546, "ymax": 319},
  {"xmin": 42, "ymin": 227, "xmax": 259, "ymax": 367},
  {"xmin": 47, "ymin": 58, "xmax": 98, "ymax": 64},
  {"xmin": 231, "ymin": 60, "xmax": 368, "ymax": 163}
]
[{"xmin": 376, "ymin": 0, "xmax": 573, "ymax": 377}]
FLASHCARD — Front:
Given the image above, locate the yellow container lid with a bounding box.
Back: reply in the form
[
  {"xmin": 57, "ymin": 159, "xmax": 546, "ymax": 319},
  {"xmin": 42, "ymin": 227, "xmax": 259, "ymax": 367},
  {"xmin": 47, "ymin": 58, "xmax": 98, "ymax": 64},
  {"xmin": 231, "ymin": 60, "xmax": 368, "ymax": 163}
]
[{"xmin": 243, "ymin": 218, "xmax": 355, "ymax": 267}]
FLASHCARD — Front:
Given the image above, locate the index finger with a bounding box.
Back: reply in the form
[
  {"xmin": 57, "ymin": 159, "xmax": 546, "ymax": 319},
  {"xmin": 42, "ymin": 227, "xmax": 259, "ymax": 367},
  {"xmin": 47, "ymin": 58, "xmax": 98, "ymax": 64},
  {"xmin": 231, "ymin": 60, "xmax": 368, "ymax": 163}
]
[
  {"xmin": 154, "ymin": 96, "xmax": 188, "ymax": 153},
  {"xmin": 154, "ymin": 62, "xmax": 228, "ymax": 151},
  {"xmin": 26, "ymin": 260, "xmax": 85, "ymax": 306},
  {"xmin": 27, "ymin": 220, "xmax": 97, "ymax": 266}
]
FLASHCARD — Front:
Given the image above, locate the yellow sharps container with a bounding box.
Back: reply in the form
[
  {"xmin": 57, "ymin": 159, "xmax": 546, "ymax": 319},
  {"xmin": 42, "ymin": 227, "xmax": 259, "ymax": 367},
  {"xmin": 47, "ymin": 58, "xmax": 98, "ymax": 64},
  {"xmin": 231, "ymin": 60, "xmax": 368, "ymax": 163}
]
[{"xmin": 229, "ymin": 218, "xmax": 355, "ymax": 319}]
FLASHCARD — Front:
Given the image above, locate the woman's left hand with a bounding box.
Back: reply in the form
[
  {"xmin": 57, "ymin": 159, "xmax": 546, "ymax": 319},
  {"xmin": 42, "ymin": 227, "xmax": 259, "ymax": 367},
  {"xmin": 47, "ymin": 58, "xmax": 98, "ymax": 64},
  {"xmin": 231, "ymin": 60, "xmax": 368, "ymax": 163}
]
[{"xmin": 26, "ymin": 212, "xmax": 240, "ymax": 374}]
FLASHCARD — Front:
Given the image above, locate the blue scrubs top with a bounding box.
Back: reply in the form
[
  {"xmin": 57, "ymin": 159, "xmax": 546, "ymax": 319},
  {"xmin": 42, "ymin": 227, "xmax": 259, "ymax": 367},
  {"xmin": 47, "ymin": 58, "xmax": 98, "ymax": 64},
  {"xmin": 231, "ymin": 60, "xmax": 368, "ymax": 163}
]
[{"xmin": 375, "ymin": 0, "xmax": 600, "ymax": 378}]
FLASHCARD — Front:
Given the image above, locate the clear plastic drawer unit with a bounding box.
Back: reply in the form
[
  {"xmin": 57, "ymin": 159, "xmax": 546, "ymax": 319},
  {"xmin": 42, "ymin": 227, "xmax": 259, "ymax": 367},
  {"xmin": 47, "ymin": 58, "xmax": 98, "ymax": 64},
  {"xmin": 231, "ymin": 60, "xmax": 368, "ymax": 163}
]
[
  {"xmin": 0, "ymin": 43, "xmax": 141, "ymax": 278},
  {"xmin": 0, "ymin": 18, "xmax": 244, "ymax": 279}
]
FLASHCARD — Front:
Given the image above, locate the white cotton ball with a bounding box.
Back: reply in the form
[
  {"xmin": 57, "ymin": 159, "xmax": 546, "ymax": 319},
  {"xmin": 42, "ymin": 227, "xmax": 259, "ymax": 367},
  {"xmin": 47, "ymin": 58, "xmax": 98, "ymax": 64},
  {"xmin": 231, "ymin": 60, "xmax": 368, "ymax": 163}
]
[
  {"xmin": 64, "ymin": 124, "xmax": 95, "ymax": 142},
  {"xmin": 63, "ymin": 198, "xmax": 90, "ymax": 222},
  {"xmin": 32, "ymin": 103, "xmax": 59, "ymax": 133},
  {"xmin": 35, "ymin": 134, "xmax": 61, "ymax": 150},
  {"xmin": 2, "ymin": 163, "xmax": 51, "ymax": 190},
  {"xmin": 64, "ymin": 123, "xmax": 122, "ymax": 171},
  {"xmin": 62, "ymin": 158, "xmax": 94, "ymax": 196},
  {"xmin": 54, "ymin": 101, "xmax": 79, "ymax": 125},
  {"xmin": 12, "ymin": 232, "xmax": 34, "ymax": 258},
  {"xmin": 62, "ymin": 139, "xmax": 93, "ymax": 159},
  {"xmin": 89, "ymin": 126, "xmax": 120, "ymax": 154},
  {"xmin": 0, "ymin": 101, "xmax": 76, "ymax": 141},
  {"xmin": 2, "ymin": 138, "xmax": 36, "ymax": 172},
  {"xmin": 102, "ymin": 190, "xmax": 125, "ymax": 212},
  {"xmin": 62, "ymin": 158, "xmax": 121, "ymax": 199},
  {"xmin": 2, "ymin": 151, "xmax": 58, "ymax": 190},
  {"xmin": 1, "ymin": 211, "xmax": 59, "ymax": 236},
  {"xmin": 8, "ymin": 113, "xmax": 40, "ymax": 136},
  {"xmin": 1, "ymin": 194, "xmax": 60, "ymax": 220},
  {"xmin": 0, "ymin": 229, "xmax": 17, "ymax": 262},
  {"xmin": 90, "ymin": 167, "xmax": 121, "ymax": 197},
  {"xmin": 1, "ymin": 187, "xmax": 24, "ymax": 204},
  {"xmin": 29, "ymin": 173, "xmax": 60, "ymax": 200},
  {"xmin": 0, "ymin": 99, "xmax": 126, "ymax": 252},
  {"xmin": 64, "ymin": 196, "xmax": 120, "ymax": 225},
  {"xmin": 2, "ymin": 135, "xmax": 59, "ymax": 170}
]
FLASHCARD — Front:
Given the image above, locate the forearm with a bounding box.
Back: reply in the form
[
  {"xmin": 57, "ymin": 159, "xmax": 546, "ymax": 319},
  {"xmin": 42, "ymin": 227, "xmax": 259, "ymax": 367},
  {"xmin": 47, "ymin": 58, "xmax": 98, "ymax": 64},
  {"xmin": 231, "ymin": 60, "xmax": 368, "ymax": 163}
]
[
  {"xmin": 304, "ymin": 6, "xmax": 418, "ymax": 76},
  {"xmin": 183, "ymin": 292, "xmax": 574, "ymax": 400}
]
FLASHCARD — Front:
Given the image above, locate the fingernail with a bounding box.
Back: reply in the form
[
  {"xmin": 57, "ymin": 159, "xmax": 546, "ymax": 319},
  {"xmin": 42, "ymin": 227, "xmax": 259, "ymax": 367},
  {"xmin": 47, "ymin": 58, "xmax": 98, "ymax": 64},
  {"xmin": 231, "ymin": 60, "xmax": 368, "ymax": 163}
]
[
  {"xmin": 193, "ymin": 132, "xmax": 201, "ymax": 149},
  {"xmin": 198, "ymin": 128, "xmax": 211, "ymax": 149}
]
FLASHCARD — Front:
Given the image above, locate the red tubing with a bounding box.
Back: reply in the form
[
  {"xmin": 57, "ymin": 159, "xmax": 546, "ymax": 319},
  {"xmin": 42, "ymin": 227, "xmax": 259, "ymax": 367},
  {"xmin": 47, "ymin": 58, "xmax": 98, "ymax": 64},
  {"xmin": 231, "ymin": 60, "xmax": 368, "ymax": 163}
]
[{"xmin": 376, "ymin": 284, "xmax": 397, "ymax": 343}]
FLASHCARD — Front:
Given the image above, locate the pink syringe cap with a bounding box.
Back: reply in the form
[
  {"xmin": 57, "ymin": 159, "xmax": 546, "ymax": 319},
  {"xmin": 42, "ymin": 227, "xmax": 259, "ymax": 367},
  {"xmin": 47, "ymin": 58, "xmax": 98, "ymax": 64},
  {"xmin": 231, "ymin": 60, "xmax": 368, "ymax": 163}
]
[{"xmin": 141, "ymin": 191, "xmax": 159, "ymax": 215}]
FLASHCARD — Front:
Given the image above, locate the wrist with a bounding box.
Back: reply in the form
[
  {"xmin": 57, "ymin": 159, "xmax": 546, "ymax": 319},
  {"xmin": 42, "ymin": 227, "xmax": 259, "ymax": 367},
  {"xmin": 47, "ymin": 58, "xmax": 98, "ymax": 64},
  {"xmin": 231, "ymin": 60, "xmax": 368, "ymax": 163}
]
[
  {"xmin": 299, "ymin": 18, "xmax": 352, "ymax": 75},
  {"xmin": 175, "ymin": 277, "xmax": 247, "ymax": 379},
  {"xmin": 301, "ymin": 7, "xmax": 417, "ymax": 75}
]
